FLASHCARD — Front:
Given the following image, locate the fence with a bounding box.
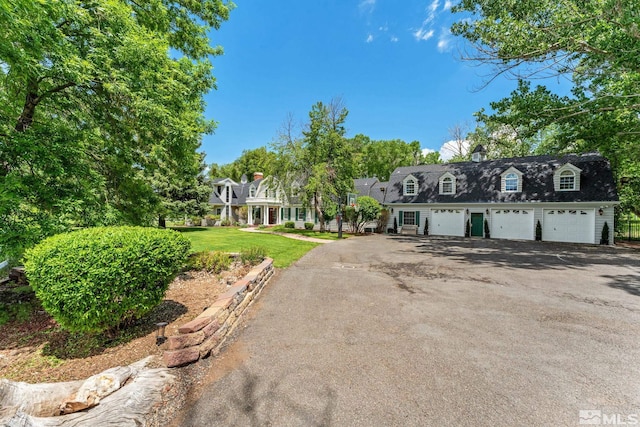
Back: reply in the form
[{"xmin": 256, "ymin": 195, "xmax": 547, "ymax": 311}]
[{"xmin": 615, "ymin": 219, "xmax": 640, "ymax": 241}]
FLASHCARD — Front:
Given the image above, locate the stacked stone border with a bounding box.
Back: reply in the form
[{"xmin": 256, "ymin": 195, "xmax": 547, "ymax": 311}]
[{"xmin": 163, "ymin": 257, "xmax": 274, "ymax": 368}]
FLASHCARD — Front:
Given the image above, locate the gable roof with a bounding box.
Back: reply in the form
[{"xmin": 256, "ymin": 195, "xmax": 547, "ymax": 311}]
[
  {"xmin": 353, "ymin": 178, "xmax": 387, "ymax": 203},
  {"xmin": 208, "ymin": 178, "xmax": 260, "ymax": 205},
  {"xmin": 385, "ymin": 153, "xmax": 618, "ymax": 204}
]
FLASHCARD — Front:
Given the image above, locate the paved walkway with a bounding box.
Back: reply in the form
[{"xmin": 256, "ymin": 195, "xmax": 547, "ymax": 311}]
[
  {"xmin": 173, "ymin": 235, "xmax": 640, "ymax": 426},
  {"xmin": 239, "ymin": 227, "xmax": 333, "ymax": 244}
]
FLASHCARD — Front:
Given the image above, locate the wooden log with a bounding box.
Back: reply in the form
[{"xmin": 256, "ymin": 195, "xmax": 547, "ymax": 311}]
[{"xmin": 0, "ymin": 357, "xmax": 175, "ymax": 427}]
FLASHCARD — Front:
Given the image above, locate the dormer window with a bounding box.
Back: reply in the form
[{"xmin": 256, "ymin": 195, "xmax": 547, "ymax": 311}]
[
  {"xmin": 403, "ymin": 175, "xmax": 417, "ymax": 196},
  {"xmin": 249, "ymin": 185, "xmax": 256, "ymax": 198},
  {"xmin": 505, "ymin": 173, "xmax": 518, "ymax": 192},
  {"xmin": 438, "ymin": 172, "xmax": 456, "ymax": 195},
  {"xmin": 554, "ymin": 163, "xmax": 581, "ymax": 191},
  {"xmin": 559, "ymin": 170, "xmax": 575, "ymax": 190},
  {"xmin": 442, "ymin": 177, "xmax": 453, "ymax": 193},
  {"xmin": 501, "ymin": 167, "xmax": 523, "ymax": 193}
]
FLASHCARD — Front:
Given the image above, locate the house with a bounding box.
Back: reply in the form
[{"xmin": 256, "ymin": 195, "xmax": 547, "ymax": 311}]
[
  {"xmin": 208, "ymin": 148, "xmax": 618, "ymax": 244},
  {"xmin": 210, "ymin": 172, "xmax": 282, "ymax": 225},
  {"xmin": 209, "ymin": 172, "xmax": 315, "ymax": 226},
  {"xmin": 383, "ymin": 148, "xmax": 619, "ymax": 244}
]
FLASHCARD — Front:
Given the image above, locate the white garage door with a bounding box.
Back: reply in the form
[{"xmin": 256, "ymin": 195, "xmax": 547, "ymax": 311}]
[
  {"xmin": 491, "ymin": 209, "xmax": 534, "ymax": 240},
  {"xmin": 542, "ymin": 209, "xmax": 595, "ymax": 244},
  {"xmin": 431, "ymin": 209, "xmax": 465, "ymax": 237}
]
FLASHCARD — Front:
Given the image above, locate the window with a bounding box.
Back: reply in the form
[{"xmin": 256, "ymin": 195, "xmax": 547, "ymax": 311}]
[
  {"xmin": 554, "ymin": 163, "xmax": 581, "ymax": 191},
  {"xmin": 265, "ymin": 189, "xmax": 269, "ymax": 198},
  {"xmin": 505, "ymin": 173, "xmax": 518, "ymax": 192},
  {"xmin": 249, "ymin": 185, "xmax": 256, "ymax": 198},
  {"xmin": 297, "ymin": 208, "xmax": 306, "ymax": 221},
  {"xmin": 403, "ymin": 211, "xmax": 416, "ymax": 225},
  {"xmin": 404, "ymin": 178, "xmax": 416, "ymax": 195},
  {"xmin": 559, "ymin": 170, "xmax": 575, "ymax": 190},
  {"xmin": 439, "ymin": 173, "xmax": 456, "ymax": 195},
  {"xmin": 442, "ymin": 177, "xmax": 453, "ymax": 194}
]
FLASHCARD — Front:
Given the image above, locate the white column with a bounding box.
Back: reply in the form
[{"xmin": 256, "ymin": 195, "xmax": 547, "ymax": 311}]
[{"xmin": 248, "ymin": 206, "xmax": 253, "ymax": 225}]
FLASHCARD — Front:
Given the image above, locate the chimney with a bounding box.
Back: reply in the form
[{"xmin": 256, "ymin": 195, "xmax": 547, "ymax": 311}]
[{"xmin": 253, "ymin": 172, "xmax": 263, "ymax": 181}]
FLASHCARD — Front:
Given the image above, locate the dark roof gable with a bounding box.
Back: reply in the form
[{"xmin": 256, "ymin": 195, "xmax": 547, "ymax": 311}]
[{"xmin": 385, "ymin": 153, "xmax": 618, "ymax": 204}]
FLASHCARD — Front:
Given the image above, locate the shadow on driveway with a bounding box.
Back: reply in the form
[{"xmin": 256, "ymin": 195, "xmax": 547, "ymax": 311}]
[{"xmin": 389, "ymin": 235, "xmax": 638, "ymax": 270}]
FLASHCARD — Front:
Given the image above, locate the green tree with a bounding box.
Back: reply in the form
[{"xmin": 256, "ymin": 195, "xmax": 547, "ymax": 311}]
[
  {"xmin": 451, "ymin": 0, "xmax": 640, "ymax": 213},
  {"xmin": 352, "ymin": 136, "xmax": 425, "ymax": 181},
  {"xmin": 346, "ymin": 196, "xmax": 381, "ymax": 234},
  {"xmin": 209, "ymin": 147, "xmax": 276, "ymax": 181},
  {"xmin": 0, "ymin": 0, "xmax": 233, "ymax": 262},
  {"xmin": 422, "ymin": 151, "xmax": 442, "ymax": 165},
  {"xmin": 273, "ymin": 99, "xmax": 356, "ymax": 232},
  {"xmin": 153, "ymin": 153, "xmax": 212, "ymax": 228}
]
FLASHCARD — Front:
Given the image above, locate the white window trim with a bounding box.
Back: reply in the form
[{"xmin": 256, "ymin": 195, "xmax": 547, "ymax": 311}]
[
  {"xmin": 403, "ymin": 211, "xmax": 416, "ymax": 226},
  {"xmin": 559, "ymin": 170, "xmax": 576, "ymax": 191},
  {"xmin": 403, "ymin": 175, "xmax": 418, "ymax": 196},
  {"xmin": 554, "ymin": 163, "xmax": 582, "ymax": 192},
  {"xmin": 504, "ymin": 173, "xmax": 518, "ymax": 192},
  {"xmin": 501, "ymin": 167, "xmax": 523, "ymax": 193},
  {"xmin": 439, "ymin": 172, "xmax": 456, "ymax": 195}
]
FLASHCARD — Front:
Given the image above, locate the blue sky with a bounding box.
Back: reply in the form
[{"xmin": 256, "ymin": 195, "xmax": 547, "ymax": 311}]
[{"xmin": 201, "ymin": 1, "xmax": 551, "ymax": 165}]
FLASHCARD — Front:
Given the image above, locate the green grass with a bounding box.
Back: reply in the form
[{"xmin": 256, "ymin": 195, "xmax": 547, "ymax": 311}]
[
  {"xmin": 270, "ymin": 225, "xmax": 346, "ymax": 240},
  {"xmin": 173, "ymin": 227, "xmax": 319, "ymax": 268}
]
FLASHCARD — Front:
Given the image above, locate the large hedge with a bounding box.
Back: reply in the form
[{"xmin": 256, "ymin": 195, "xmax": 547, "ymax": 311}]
[{"xmin": 24, "ymin": 226, "xmax": 191, "ymax": 333}]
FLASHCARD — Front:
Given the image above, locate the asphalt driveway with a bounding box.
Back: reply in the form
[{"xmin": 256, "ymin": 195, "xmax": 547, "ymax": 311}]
[{"xmin": 174, "ymin": 235, "xmax": 640, "ymax": 426}]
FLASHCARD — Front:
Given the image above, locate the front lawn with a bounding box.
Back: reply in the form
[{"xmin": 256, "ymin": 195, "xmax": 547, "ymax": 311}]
[
  {"xmin": 174, "ymin": 227, "xmax": 319, "ymax": 268},
  {"xmin": 270, "ymin": 225, "xmax": 347, "ymax": 240}
]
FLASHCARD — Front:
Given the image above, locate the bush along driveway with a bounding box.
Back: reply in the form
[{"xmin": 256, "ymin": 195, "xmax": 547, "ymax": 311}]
[{"xmin": 175, "ymin": 235, "xmax": 640, "ymax": 426}]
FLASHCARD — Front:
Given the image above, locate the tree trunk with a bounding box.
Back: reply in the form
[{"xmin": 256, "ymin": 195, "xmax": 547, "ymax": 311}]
[
  {"xmin": 314, "ymin": 193, "xmax": 325, "ymax": 232},
  {"xmin": 15, "ymin": 78, "xmax": 40, "ymax": 132},
  {"xmin": 0, "ymin": 357, "xmax": 176, "ymax": 426}
]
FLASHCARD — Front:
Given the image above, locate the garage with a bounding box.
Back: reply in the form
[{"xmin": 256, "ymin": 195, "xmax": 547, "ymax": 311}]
[
  {"xmin": 431, "ymin": 209, "xmax": 465, "ymax": 237},
  {"xmin": 491, "ymin": 209, "xmax": 534, "ymax": 240},
  {"xmin": 542, "ymin": 209, "xmax": 595, "ymax": 244}
]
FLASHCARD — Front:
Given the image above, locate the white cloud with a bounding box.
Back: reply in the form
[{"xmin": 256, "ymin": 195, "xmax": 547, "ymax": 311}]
[
  {"xmin": 390, "ymin": 35, "xmax": 399, "ymax": 42},
  {"xmin": 366, "ymin": 34, "xmax": 374, "ymax": 43},
  {"xmin": 422, "ymin": 148, "xmax": 436, "ymax": 156},
  {"xmin": 412, "ymin": 0, "xmax": 442, "ymax": 43},
  {"xmin": 437, "ymin": 28, "xmax": 454, "ymax": 52},
  {"xmin": 443, "ymin": 0, "xmax": 453, "ymax": 10},
  {"xmin": 439, "ymin": 139, "xmax": 470, "ymax": 161},
  {"xmin": 413, "ymin": 28, "xmax": 434, "ymax": 41},
  {"xmin": 359, "ymin": 0, "xmax": 376, "ymax": 13}
]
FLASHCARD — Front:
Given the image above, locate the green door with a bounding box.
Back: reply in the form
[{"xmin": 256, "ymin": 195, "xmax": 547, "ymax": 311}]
[{"xmin": 471, "ymin": 213, "xmax": 484, "ymax": 237}]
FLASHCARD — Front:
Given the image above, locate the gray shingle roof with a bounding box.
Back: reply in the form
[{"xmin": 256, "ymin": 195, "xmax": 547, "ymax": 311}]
[
  {"xmin": 353, "ymin": 178, "xmax": 388, "ymax": 203},
  {"xmin": 385, "ymin": 153, "xmax": 618, "ymax": 204},
  {"xmin": 208, "ymin": 178, "xmax": 261, "ymax": 206}
]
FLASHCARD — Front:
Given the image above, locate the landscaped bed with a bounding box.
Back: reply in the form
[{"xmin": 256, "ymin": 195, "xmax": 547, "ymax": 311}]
[{"xmin": 0, "ymin": 262, "xmax": 249, "ymax": 383}]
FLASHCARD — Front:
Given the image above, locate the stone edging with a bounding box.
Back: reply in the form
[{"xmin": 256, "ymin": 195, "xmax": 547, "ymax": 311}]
[{"xmin": 163, "ymin": 257, "xmax": 274, "ymax": 368}]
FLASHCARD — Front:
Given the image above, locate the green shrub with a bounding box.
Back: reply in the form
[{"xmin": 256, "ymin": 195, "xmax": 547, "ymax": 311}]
[
  {"xmin": 284, "ymin": 221, "xmax": 295, "ymax": 229},
  {"xmin": 188, "ymin": 250, "xmax": 231, "ymax": 273},
  {"xmin": 220, "ymin": 218, "xmax": 231, "ymax": 226},
  {"xmin": 24, "ymin": 226, "xmax": 191, "ymax": 333},
  {"xmin": 240, "ymin": 246, "xmax": 267, "ymax": 266},
  {"xmin": 600, "ymin": 221, "xmax": 610, "ymax": 245},
  {"xmin": 304, "ymin": 222, "xmax": 314, "ymax": 230}
]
